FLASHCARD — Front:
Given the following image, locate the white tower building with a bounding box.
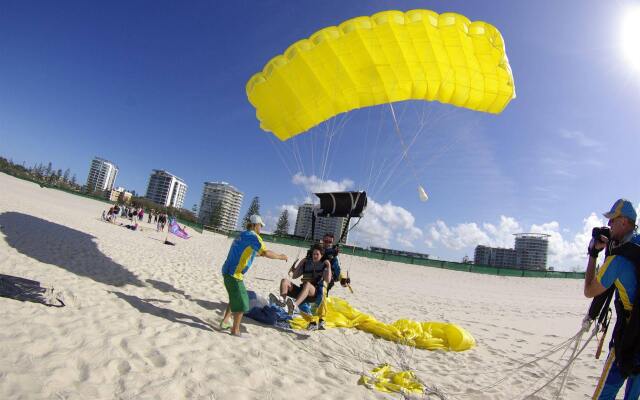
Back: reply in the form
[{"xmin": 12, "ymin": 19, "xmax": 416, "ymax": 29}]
[
  {"xmin": 145, "ymin": 170, "xmax": 188, "ymax": 208},
  {"xmin": 198, "ymin": 181, "xmax": 243, "ymax": 231},
  {"xmin": 86, "ymin": 157, "xmax": 118, "ymax": 193}
]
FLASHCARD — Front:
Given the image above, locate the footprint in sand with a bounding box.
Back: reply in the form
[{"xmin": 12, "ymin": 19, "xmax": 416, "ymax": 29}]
[
  {"xmin": 119, "ymin": 338, "xmax": 130, "ymax": 353},
  {"xmin": 76, "ymin": 360, "xmax": 90, "ymax": 382},
  {"xmin": 145, "ymin": 349, "xmax": 167, "ymax": 367},
  {"xmin": 117, "ymin": 360, "xmax": 131, "ymax": 375}
]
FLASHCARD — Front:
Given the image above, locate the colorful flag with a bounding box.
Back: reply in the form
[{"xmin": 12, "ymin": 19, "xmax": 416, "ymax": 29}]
[{"xmin": 168, "ymin": 218, "xmax": 191, "ymax": 239}]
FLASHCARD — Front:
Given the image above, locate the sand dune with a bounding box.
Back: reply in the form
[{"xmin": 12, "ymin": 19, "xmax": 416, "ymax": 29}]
[{"xmin": 0, "ymin": 172, "xmax": 606, "ymax": 399}]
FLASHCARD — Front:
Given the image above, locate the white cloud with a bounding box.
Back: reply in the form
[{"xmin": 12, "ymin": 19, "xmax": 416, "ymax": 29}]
[
  {"xmin": 559, "ymin": 128, "xmax": 600, "ymax": 148},
  {"xmin": 350, "ymin": 199, "xmax": 423, "ymax": 249},
  {"xmin": 424, "ymin": 213, "xmax": 606, "ymax": 271},
  {"xmin": 292, "ymin": 173, "xmax": 354, "ymax": 194},
  {"xmin": 425, "ymin": 216, "xmax": 521, "ymax": 250}
]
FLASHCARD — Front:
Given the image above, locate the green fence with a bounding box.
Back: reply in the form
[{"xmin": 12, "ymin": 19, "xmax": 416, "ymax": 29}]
[{"xmin": 206, "ymin": 231, "xmax": 585, "ymax": 280}]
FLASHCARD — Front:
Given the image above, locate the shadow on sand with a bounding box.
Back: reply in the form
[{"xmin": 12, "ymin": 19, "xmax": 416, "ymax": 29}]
[
  {"xmin": 145, "ymin": 279, "xmax": 227, "ymax": 312},
  {"xmin": 0, "ymin": 273, "xmax": 65, "ymax": 307},
  {"xmin": 145, "ymin": 279, "xmax": 311, "ymax": 338},
  {"xmin": 110, "ymin": 291, "xmax": 214, "ymax": 331},
  {"xmin": 0, "ymin": 212, "xmax": 143, "ymax": 287}
]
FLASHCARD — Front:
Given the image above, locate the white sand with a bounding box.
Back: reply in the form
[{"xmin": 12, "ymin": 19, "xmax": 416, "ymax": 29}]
[{"xmin": 0, "ymin": 172, "xmax": 608, "ymax": 399}]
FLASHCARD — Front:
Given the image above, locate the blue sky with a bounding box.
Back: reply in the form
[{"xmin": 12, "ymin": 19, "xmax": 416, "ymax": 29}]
[{"xmin": 1, "ymin": 1, "xmax": 639, "ymax": 270}]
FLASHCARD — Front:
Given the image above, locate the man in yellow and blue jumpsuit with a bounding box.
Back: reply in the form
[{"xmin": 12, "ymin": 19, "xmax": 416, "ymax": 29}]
[
  {"xmin": 220, "ymin": 214, "xmax": 288, "ymax": 336},
  {"xmin": 585, "ymin": 199, "xmax": 640, "ymax": 399}
]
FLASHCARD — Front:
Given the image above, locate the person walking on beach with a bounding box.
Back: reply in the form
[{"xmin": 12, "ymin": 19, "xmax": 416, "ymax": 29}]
[
  {"xmin": 584, "ymin": 199, "xmax": 640, "ymax": 399},
  {"xmin": 220, "ymin": 214, "xmax": 288, "ymax": 336}
]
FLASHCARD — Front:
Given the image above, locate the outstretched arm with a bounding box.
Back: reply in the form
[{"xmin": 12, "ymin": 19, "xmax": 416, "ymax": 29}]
[{"xmin": 261, "ymin": 249, "xmax": 288, "ymax": 262}]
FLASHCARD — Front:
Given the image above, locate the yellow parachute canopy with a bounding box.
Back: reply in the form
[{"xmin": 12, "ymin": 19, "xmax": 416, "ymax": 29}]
[
  {"xmin": 247, "ymin": 9, "xmax": 516, "ymax": 141},
  {"xmin": 358, "ymin": 364, "xmax": 425, "ymax": 395},
  {"xmin": 290, "ymin": 297, "xmax": 476, "ymax": 351}
]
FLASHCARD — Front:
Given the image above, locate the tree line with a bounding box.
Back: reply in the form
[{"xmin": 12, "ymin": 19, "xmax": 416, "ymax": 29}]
[{"xmin": 0, "ymin": 156, "xmax": 81, "ymax": 191}]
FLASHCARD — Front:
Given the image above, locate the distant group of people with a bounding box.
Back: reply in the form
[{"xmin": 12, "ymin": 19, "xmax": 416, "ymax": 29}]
[{"xmin": 100, "ymin": 204, "xmax": 171, "ymax": 232}]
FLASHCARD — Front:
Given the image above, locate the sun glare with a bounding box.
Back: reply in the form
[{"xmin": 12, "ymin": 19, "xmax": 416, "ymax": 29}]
[{"xmin": 621, "ymin": 5, "xmax": 640, "ymax": 72}]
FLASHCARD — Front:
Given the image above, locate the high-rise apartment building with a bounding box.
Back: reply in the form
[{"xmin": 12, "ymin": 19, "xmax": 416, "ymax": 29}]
[
  {"xmin": 294, "ymin": 203, "xmax": 349, "ymax": 244},
  {"xmin": 473, "ymin": 233, "xmax": 550, "ymax": 270},
  {"xmin": 145, "ymin": 170, "xmax": 188, "ymax": 208},
  {"xmin": 474, "ymin": 245, "xmax": 517, "ymax": 268},
  {"xmin": 86, "ymin": 157, "xmax": 118, "ymax": 193},
  {"xmin": 515, "ymin": 233, "xmax": 550, "ymax": 270},
  {"xmin": 198, "ymin": 181, "xmax": 243, "ymax": 231}
]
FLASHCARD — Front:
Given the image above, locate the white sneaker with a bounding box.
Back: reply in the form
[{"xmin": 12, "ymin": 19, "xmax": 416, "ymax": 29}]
[
  {"xmin": 286, "ymin": 298, "xmax": 298, "ymax": 315},
  {"xmin": 269, "ymin": 293, "xmax": 285, "ymax": 307}
]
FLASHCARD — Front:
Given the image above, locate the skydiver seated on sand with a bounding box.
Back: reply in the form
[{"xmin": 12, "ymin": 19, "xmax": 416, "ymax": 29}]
[
  {"xmin": 119, "ymin": 222, "xmax": 140, "ymax": 231},
  {"xmin": 272, "ymin": 244, "xmax": 331, "ymax": 316}
]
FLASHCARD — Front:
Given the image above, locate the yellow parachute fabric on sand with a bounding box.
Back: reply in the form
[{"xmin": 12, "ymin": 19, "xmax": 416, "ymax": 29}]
[
  {"xmin": 247, "ymin": 9, "xmax": 516, "ymax": 141},
  {"xmin": 358, "ymin": 364, "xmax": 424, "ymax": 395},
  {"xmin": 316, "ymin": 285, "xmax": 328, "ymax": 320},
  {"xmin": 289, "ymin": 297, "xmax": 475, "ymax": 351}
]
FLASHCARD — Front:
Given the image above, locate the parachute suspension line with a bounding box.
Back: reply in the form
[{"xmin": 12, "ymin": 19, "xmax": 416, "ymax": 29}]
[
  {"xmin": 525, "ymin": 324, "xmax": 597, "ymax": 400},
  {"xmin": 368, "ymin": 104, "xmax": 402, "ymax": 199},
  {"xmin": 373, "ymin": 103, "xmax": 432, "ymax": 199},
  {"xmin": 318, "ymin": 118, "xmax": 332, "ymax": 183},
  {"xmin": 320, "ymin": 115, "xmax": 340, "ymax": 182},
  {"xmin": 380, "ymin": 70, "xmax": 461, "ymax": 198},
  {"xmin": 376, "ymin": 103, "xmax": 423, "ymax": 200},
  {"xmin": 291, "ymin": 138, "xmax": 306, "ymax": 178},
  {"xmin": 365, "ymin": 105, "xmax": 388, "ymax": 194},
  {"xmin": 324, "ymin": 112, "xmax": 352, "ymax": 180},
  {"xmin": 359, "ymin": 107, "xmax": 373, "ymax": 191},
  {"xmin": 386, "ymin": 105, "xmax": 464, "ymax": 195},
  {"xmin": 310, "ymin": 122, "xmax": 315, "ymax": 182},
  {"xmin": 453, "ymin": 317, "xmax": 597, "ymax": 399},
  {"xmin": 267, "ymin": 135, "xmax": 307, "ymax": 200}
]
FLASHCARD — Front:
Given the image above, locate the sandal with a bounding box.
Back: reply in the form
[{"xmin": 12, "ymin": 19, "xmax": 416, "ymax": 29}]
[{"xmin": 220, "ymin": 320, "xmax": 232, "ymax": 330}]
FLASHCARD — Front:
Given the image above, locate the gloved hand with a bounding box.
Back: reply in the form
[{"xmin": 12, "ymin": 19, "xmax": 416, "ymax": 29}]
[{"xmin": 588, "ymin": 237, "xmax": 606, "ymax": 258}]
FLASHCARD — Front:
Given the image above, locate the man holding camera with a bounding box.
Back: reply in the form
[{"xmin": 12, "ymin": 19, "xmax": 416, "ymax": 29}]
[{"xmin": 584, "ymin": 199, "xmax": 640, "ymax": 399}]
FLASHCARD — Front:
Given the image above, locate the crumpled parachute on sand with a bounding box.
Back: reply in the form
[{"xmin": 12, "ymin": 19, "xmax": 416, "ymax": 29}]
[
  {"xmin": 359, "ymin": 363, "xmax": 425, "ymax": 395},
  {"xmin": 290, "ymin": 297, "xmax": 475, "ymax": 351}
]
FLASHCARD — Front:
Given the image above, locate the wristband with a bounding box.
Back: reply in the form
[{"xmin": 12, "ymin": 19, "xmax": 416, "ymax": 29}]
[{"xmin": 588, "ymin": 247, "xmax": 601, "ymax": 258}]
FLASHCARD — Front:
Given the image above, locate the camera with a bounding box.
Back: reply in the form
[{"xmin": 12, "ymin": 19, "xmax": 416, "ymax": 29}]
[{"xmin": 592, "ymin": 226, "xmax": 611, "ymax": 242}]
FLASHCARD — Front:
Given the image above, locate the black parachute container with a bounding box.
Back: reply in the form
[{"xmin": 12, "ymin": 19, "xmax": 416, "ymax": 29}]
[
  {"xmin": 311, "ymin": 191, "xmax": 367, "ymax": 244},
  {"xmin": 316, "ymin": 191, "xmax": 367, "ymax": 218}
]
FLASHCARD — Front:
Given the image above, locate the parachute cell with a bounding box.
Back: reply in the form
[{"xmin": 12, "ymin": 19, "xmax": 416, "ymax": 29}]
[{"xmin": 247, "ymin": 9, "xmax": 516, "ymax": 141}]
